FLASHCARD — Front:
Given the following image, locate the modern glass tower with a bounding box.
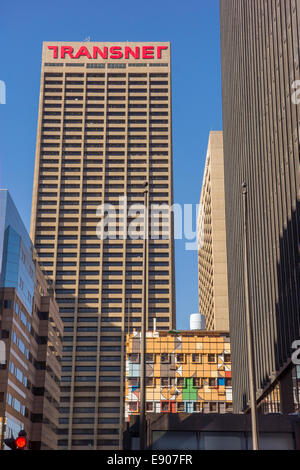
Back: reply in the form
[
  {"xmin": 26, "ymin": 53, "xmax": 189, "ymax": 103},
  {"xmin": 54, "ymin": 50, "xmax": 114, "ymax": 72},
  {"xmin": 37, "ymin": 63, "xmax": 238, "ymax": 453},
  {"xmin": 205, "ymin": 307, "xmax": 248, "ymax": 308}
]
[{"xmin": 30, "ymin": 42, "xmax": 176, "ymax": 449}]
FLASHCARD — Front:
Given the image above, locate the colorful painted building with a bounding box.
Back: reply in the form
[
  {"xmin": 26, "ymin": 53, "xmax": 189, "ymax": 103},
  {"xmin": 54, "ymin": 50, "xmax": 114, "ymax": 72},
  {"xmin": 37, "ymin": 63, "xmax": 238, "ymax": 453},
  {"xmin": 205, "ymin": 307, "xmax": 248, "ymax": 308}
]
[{"xmin": 125, "ymin": 330, "xmax": 232, "ymax": 420}]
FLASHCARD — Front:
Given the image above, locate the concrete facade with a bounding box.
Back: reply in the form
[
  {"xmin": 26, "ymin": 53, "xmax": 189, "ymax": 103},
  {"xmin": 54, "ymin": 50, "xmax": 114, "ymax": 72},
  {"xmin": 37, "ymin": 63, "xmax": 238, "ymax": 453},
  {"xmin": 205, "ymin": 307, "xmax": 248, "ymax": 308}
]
[
  {"xmin": 220, "ymin": 0, "xmax": 300, "ymax": 413},
  {"xmin": 0, "ymin": 191, "xmax": 62, "ymax": 450},
  {"xmin": 197, "ymin": 132, "xmax": 229, "ymax": 331},
  {"xmin": 30, "ymin": 42, "xmax": 176, "ymax": 449},
  {"xmin": 124, "ymin": 413, "xmax": 300, "ymax": 450}
]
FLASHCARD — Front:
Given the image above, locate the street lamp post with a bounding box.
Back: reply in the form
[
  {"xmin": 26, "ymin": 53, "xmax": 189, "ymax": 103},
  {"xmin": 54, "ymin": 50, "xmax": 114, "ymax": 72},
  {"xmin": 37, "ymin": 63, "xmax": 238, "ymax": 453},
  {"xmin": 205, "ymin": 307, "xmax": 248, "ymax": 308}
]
[
  {"xmin": 140, "ymin": 182, "xmax": 149, "ymax": 450},
  {"xmin": 242, "ymin": 181, "xmax": 259, "ymax": 451}
]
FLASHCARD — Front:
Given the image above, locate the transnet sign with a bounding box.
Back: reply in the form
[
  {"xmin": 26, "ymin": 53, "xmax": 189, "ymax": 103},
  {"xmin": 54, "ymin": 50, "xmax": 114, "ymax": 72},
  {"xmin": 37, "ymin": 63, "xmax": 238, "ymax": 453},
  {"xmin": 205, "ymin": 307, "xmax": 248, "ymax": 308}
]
[{"xmin": 47, "ymin": 45, "xmax": 169, "ymax": 60}]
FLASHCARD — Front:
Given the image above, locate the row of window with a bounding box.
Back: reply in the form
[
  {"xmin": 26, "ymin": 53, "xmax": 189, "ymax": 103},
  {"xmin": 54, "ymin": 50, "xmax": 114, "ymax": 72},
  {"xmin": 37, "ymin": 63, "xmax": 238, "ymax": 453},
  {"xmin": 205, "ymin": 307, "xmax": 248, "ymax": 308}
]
[
  {"xmin": 6, "ymin": 393, "xmax": 26, "ymax": 416},
  {"xmin": 9, "ymin": 361, "xmax": 28, "ymax": 387},
  {"xmin": 59, "ymin": 415, "xmax": 119, "ymax": 425},
  {"xmin": 44, "ymin": 72, "xmax": 169, "ymax": 77},
  {"xmin": 61, "ymin": 376, "xmax": 121, "ymax": 382},
  {"xmin": 128, "ymin": 401, "xmax": 233, "ymax": 413},
  {"xmin": 45, "ymin": 61, "xmax": 168, "ymax": 67},
  {"xmin": 18, "ymin": 276, "xmax": 33, "ymax": 306},
  {"xmin": 57, "ymin": 299, "xmax": 170, "ymax": 305},
  {"xmin": 62, "ymin": 355, "xmax": 121, "ymax": 362},
  {"xmin": 61, "ymin": 316, "xmax": 167, "ymax": 324},
  {"xmin": 128, "ymin": 377, "xmax": 232, "ymax": 388},
  {"xmin": 129, "ymin": 353, "xmax": 231, "ymax": 364},
  {"xmin": 62, "ymin": 347, "xmax": 123, "ymax": 355},
  {"xmin": 46, "ymin": 79, "xmax": 168, "ymax": 85},
  {"xmin": 11, "ymin": 331, "xmax": 30, "ymax": 359},
  {"xmin": 42, "ymin": 112, "xmax": 169, "ymax": 117},
  {"xmin": 45, "ymin": 84, "xmax": 168, "ymax": 89},
  {"xmin": 43, "ymin": 129, "xmax": 168, "ymax": 135},
  {"xmin": 44, "ymin": 91, "xmax": 169, "ymax": 97},
  {"xmin": 60, "ymin": 406, "xmax": 120, "ymax": 414},
  {"xmin": 42, "ymin": 135, "xmax": 169, "ymax": 141},
  {"xmin": 45, "ymin": 72, "xmax": 167, "ymax": 77},
  {"xmin": 14, "ymin": 301, "xmax": 32, "ymax": 331},
  {"xmin": 45, "ymin": 81, "xmax": 168, "ymax": 87},
  {"xmin": 58, "ymin": 428, "xmax": 119, "ymax": 435},
  {"xmin": 39, "ymin": 258, "xmax": 169, "ymax": 267},
  {"xmin": 58, "ymin": 438, "xmax": 119, "ymax": 447}
]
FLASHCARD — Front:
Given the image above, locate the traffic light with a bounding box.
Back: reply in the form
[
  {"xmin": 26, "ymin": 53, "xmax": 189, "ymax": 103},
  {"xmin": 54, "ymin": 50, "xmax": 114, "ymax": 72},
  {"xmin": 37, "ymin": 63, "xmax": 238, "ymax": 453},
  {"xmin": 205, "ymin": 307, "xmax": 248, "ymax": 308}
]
[{"xmin": 4, "ymin": 430, "xmax": 27, "ymax": 450}]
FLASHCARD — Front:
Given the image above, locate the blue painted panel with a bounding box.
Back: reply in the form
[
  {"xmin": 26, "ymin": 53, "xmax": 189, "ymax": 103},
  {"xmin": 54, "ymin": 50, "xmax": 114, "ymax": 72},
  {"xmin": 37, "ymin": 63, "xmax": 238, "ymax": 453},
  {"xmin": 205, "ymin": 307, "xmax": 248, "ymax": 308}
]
[
  {"xmin": 186, "ymin": 402, "xmax": 194, "ymax": 413},
  {"xmin": 129, "ymin": 363, "xmax": 141, "ymax": 377}
]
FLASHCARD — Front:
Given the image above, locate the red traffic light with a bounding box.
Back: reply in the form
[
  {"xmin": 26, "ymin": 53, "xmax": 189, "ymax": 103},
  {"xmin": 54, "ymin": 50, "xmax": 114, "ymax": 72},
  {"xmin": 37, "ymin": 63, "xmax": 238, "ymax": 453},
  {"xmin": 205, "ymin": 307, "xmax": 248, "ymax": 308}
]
[
  {"xmin": 4, "ymin": 430, "xmax": 27, "ymax": 450},
  {"xmin": 15, "ymin": 436, "xmax": 27, "ymax": 449}
]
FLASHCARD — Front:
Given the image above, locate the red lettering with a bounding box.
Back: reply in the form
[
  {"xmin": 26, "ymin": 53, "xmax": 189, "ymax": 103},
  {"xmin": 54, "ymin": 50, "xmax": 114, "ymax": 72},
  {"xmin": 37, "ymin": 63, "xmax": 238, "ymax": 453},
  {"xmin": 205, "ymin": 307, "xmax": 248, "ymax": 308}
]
[
  {"xmin": 110, "ymin": 46, "xmax": 123, "ymax": 59},
  {"xmin": 75, "ymin": 46, "xmax": 92, "ymax": 59},
  {"xmin": 157, "ymin": 46, "xmax": 168, "ymax": 59},
  {"xmin": 61, "ymin": 46, "xmax": 74, "ymax": 59},
  {"xmin": 93, "ymin": 46, "xmax": 108, "ymax": 59},
  {"xmin": 47, "ymin": 44, "xmax": 164, "ymax": 61},
  {"xmin": 142, "ymin": 46, "xmax": 154, "ymax": 59},
  {"xmin": 124, "ymin": 46, "xmax": 140, "ymax": 59},
  {"xmin": 48, "ymin": 46, "xmax": 58, "ymax": 59}
]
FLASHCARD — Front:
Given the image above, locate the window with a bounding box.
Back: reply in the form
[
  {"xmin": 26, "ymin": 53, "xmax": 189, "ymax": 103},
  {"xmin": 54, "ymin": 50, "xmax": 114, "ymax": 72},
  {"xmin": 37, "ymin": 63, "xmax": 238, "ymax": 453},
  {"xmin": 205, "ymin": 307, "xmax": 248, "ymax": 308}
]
[
  {"xmin": 87, "ymin": 63, "xmax": 105, "ymax": 69},
  {"xmin": 209, "ymin": 402, "xmax": 218, "ymax": 413},
  {"xmin": 6, "ymin": 393, "xmax": 12, "ymax": 406},
  {"xmin": 177, "ymin": 402, "xmax": 185, "ymax": 412},
  {"xmin": 97, "ymin": 439, "xmax": 119, "ymax": 446},
  {"xmin": 98, "ymin": 407, "xmax": 120, "ymax": 414},
  {"xmin": 161, "ymin": 401, "xmax": 169, "ymax": 412},
  {"xmin": 194, "ymin": 402, "xmax": 202, "ymax": 412},
  {"xmin": 192, "ymin": 354, "xmax": 202, "ymax": 364},
  {"xmin": 146, "ymin": 377, "xmax": 154, "ymax": 387},
  {"xmin": 129, "ymin": 402, "xmax": 138, "ymax": 412},
  {"xmin": 177, "ymin": 378, "xmax": 185, "ymax": 387},
  {"xmin": 4, "ymin": 300, "xmax": 12, "ymax": 309},
  {"xmin": 226, "ymin": 402, "xmax": 233, "ymax": 412},
  {"xmin": 98, "ymin": 418, "xmax": 120, "ymax": 425},
  {"xmin": 161, "ymin": 353, "xmax": 169, "ymax": 364},
  {"xmin": 193, "ymin": 378, "xmax": 202, "ymax": 388},
  {"xmin": 146, "ymin": 402, "xmax": 154, "ymax": 412},
  {"xmin": 176, "ymin": 354, "xmax": 185, "ymax": 363},
  {"xmin": 208, "ymin": 354, "xmax": 216, "ymax": 364},
  {"xmin": 224, "ymin": 354, "xmax": 231, "ymax": 363},
  {"xmin": 209, "ymin": 378, "xmax": 217, "ymax": 388},
  {"xmin": 129, "ymin": 354, "xmax": 140, "ymax": 364},
  {"xmin": 161, "ymin": 377, "xmax": 169, "ymax": 387},
  {"xmin": 225, "ymin": 378, "xmax": 232, "ymax": 387},
  {"xmin": 146, "ymin": 353, "xmax": 155, "ymax": 363},
  {"xmin": 108, "ymin": 64, "xmax": 126, "ymax": 69},
  {"xmin": 128, "ymin": 378, "xmax": 139, "ymax": 387}
]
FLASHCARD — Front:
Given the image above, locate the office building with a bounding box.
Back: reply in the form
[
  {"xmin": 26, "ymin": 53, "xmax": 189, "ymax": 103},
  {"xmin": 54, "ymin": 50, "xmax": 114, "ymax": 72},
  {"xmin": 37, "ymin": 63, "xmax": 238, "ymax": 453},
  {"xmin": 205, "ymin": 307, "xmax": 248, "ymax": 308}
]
[
  {"xmin": 220, "ymin": 0, "xmax": 300, "ymax": 413},
  {"xmin": 0, "ymin": 190, "xmax": 63, "ymax": 450},
  {"xmin": 30, "ymin": 42, "xmax": 176, "ymax": 449},
  {"xmin": 124, "ymin": 413, "xmax": 300, "ymax": 450},
  {"xmin": 125, "ymin": 329, "xmax": 232, "ymax": 420},
  {"xmin": 197, "ymin": 132, "xmax": 229, "ymax": 331}
]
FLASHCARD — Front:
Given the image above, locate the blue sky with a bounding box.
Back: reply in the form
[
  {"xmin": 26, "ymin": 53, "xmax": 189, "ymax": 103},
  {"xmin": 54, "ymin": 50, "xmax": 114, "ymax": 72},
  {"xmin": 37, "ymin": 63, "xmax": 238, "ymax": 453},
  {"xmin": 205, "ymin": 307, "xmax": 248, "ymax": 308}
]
[{"xmin": 0, "ymin": 0, "xmax": 223, "ymax": 330}]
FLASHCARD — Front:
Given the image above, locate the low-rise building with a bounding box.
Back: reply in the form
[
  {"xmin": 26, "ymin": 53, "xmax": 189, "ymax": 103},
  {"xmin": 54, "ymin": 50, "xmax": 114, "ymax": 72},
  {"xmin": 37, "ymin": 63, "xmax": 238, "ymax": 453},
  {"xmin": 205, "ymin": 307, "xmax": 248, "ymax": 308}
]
[
  {"xmin": 124, "ymin": 413, "xmax": 300, "ymax": 450},
  {"xmin": 125, "ymin": 329, "xmax": 232, "ymax": 420}
]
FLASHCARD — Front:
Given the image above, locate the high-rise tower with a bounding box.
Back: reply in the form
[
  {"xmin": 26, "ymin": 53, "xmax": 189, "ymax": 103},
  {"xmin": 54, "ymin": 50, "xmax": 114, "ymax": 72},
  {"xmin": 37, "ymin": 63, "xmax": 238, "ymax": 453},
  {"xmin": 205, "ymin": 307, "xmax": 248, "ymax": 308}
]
[
  {"xmin": 30, "ymin": 42, "xmax": 176, "ymax": 449},
  {"xmin": 220, "ymin": 1, "xmax": 300, "ymax": 414},
  {"xmin": 197, "ymin": 132, "xmax": 229, "ymax": 331}
]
